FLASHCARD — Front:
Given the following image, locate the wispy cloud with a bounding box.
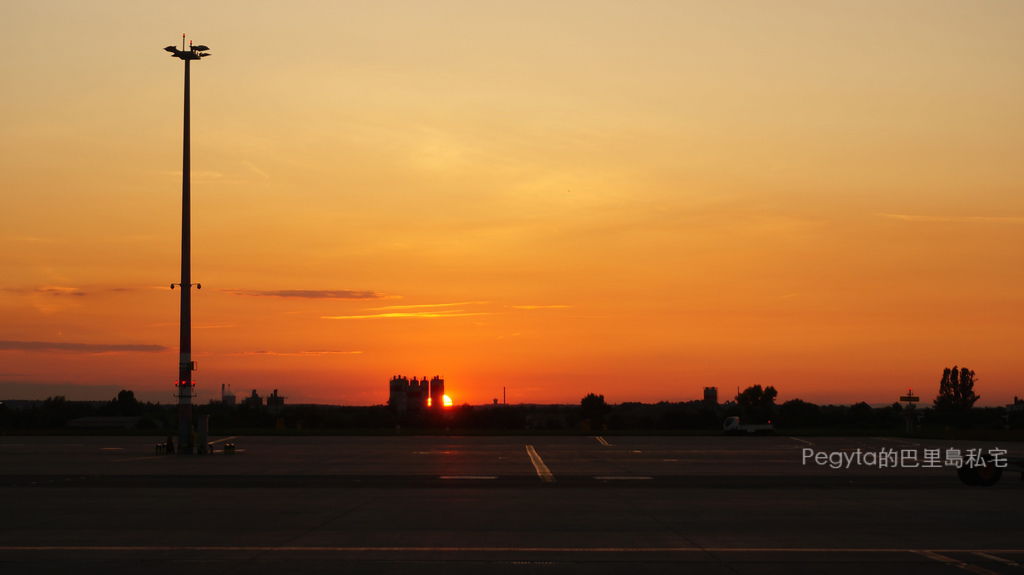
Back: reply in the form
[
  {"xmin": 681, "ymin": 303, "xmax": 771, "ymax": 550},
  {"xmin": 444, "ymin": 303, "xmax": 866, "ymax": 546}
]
[
  {"xmin": 225, "ymin": 289, "xmax": 385, "ymax": 300},
  {"xmin": 2, "ymin": 285, "xmax": 164, "ymax": 297},
  {"xmin": 878, "ymin": 213, "xmax": 1024, "ymax": 224},
  {"xmin": 232, "ymin": 350, "xmax": 363, "ymax": 357},
  {"xmin": 367, "ymin": 301, "xmax": 487, "ymax": 311},
  {"xmin": 2, "ymin": 286, "xmax": 87, "ymax": 297},
  {"xmin": 322, "ymin": 311, "xmax": 490, "ymax": 320},
  {"xmin": 0, "ymin": 340, "xmax": 167, "ymax": 353},
  {"xmin": 242, "ymin": 160, "xmax": 270, "ymax": 180},
  {"xmin": 511, "ymin": 304, "xmax": 570, "ymax": 310},
  {"xmin": 157, "ymin": 169, "xmax": 225, "ymax": 181},
  {"xmin": 147, "ymin": 322, "xmax": 235, "ymax": 329}
]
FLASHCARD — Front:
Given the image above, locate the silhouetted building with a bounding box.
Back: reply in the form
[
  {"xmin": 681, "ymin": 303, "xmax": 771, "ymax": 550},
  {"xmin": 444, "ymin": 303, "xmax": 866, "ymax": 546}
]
[
  {"xmin": 1009, "ymin": 397, "xmax": 1024, "ymax": 413},
  {"xmin": 430, "ymin": 376, "xmax": 445, "ymax": 409},
  {"xmin": 388, "ymin": 374, "xmax": 445, "ymax": 415},
  {"xmin": 704, "ymin": 386, "xmax": 718, "ymax": 406},
  {"xmin": 221, "ymin": 384, "xmax": 236, "ymax": 407},
  {"xmin": 388, "ymin": 376, "xmax": 409, "ymax": 415},
  {"xmin": 266, "ymin": 389, "xmax": 285, "ymax": 413},
  {"xmin": 243, "ymin": 389, "xmax": 262, "ymax": 408}
]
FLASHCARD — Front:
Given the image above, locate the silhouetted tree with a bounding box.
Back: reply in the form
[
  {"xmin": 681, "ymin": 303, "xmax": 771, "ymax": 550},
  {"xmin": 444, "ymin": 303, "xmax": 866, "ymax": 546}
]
[
  {"xmin": 580, "ymin": 393, "xmax": 611, "ymax": 429},
  {"xmin": 848, "ymin": 401, "xmax": 873, "ymax": 425},
  {"xmin": 934, "ymin": 366, "xmax": 980, "ymax": 413},
  {"xmin": 735, "ymin": 385, "xmax": 777, "ymax": 423},
  {"xmin": 778, "ymin": 399, "xmax": 821, "ymax": 428},
  {"xmin": 111, "ymin": 389, "xmax": 142, "ymax": 415},
  {"xmin": 735, "ymin": 385, "xmax": 777, "ymax": 408}
]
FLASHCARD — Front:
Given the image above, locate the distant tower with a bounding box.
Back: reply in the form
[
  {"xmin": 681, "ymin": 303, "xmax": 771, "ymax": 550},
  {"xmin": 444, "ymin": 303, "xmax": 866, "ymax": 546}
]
[
  {"xmin": 417, "ymin": 377, "xmax": 429, "ymax": 409},
  {"xmin": 164, "ymin": 37, "xmax": 212, "ymax": 454},
  {"xmin": 389, "ymin": 375, "xmax": 409, "ymax": 415},
  {"xmin": 244, "ymin": 389, "xmax": 262, "ymax": 408},
  {"xmin": 221, "ymin": 384, "xmax": 236, "ymax": 407},
  {"xmin": 703, "ymin": 386, "xmax": 719, "ymax": 406},
  {"xmin": 406, "ymin": 377, "xmax": 427, "ymax": 412},
  {"xmin": 266, "ymin": 389, "xmax": 285, "ymax": 413},
  {"xmin": 430, "ymin": 376, "xmax": 445, "ymax": 409}
]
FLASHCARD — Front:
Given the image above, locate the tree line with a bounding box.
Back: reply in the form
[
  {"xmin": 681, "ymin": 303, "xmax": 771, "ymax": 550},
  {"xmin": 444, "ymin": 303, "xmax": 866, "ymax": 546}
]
[{"xmin": 0, "ymin": 366, "xmax": 1014, "ymax": 432}]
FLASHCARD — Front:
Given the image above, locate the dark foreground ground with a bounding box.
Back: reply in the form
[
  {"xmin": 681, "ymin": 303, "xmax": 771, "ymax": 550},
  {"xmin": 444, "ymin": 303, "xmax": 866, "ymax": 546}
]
[{"xmin": 1, "ymin": 435, "xmax": 1022, "ymax": 574}]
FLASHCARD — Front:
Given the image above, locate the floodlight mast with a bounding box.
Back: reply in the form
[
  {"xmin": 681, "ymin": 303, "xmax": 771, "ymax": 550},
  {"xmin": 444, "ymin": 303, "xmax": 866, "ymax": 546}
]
[{"xmin": 165, "ymin": 35, "xmax": 210, "ymax": 454}]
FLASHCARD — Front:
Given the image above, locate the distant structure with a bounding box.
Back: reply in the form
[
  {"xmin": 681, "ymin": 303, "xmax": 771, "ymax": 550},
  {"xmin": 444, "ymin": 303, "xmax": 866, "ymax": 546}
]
[
  {"xmin": 266, "ymin": 389, "xmax": 285, "ymax": 413},
  {"xmin": 703, "ymin": 386, "xmax": 718, "ymax": 406},
  {"xmin": 1010, "ymin": 396, "xmax": 1023, "ymax": 409},
  {"xmin": 221, "ymin": 384, "xmax": 236, "ymax": 407},
  {"xmin": 389, "ymin": 375, "xmax": 445, "ymax": 415},
  {"xmin": 429, "ymin": 376, "xmax": 445, "ymax": 410},
  {"xmin": 243, "ymin": 389, "xmax": 262, "ymax": 408},
  {"xmin": 165, "ymin": 36, "xmax": 212, "ymax": 454}
]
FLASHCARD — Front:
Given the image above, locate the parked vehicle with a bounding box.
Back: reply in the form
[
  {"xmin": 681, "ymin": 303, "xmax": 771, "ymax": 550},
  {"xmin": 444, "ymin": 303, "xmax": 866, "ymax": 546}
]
[{"xmin": 723, "ymin": 416, "xmax": 774, "ymax": 435}]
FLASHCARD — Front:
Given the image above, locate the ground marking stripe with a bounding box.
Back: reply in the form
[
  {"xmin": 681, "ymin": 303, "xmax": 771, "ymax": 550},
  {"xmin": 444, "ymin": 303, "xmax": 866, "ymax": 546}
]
[
  {"xmin": 1, "ymin": 546, "xmax": 1022, "ymax": 554},
  {"xmin": 874, "ymin": 437, "xmax": 921, "ymax": 447},
  {"xmin": 915, "ymin": 550, "xmax": 1000, "ymax": 575},
  {"xmin": 972, "ymin": 552, "xmax": 1020, "ymax": 567},
  {"xmin": 209, "ymin": 436, "xmax": 238, "ymax": 445},
  {"xmin": 594, "ymin": 436, "xmax": 612, "ymax": 446},
  {"xmin": 525, "ymin": 445, "xmax": 555, "ymax": 483},
  {"xmin": 788, "ymin": 437, "xmax": 814, "ymax": 446}
]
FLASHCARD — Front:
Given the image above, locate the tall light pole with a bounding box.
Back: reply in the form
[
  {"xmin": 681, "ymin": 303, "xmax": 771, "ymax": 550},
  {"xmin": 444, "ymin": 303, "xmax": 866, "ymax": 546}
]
[{"xmin": 165, "ymin": 36, "xmax": 210, "ymax": 454}]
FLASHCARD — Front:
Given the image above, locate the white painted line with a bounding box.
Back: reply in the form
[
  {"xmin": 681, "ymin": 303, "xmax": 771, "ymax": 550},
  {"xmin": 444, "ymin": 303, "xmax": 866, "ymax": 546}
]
[
  {"xmin": 2, "ymin": 546, "xmax": 1021, "ymax": 554},
  {"xmin": 972, "ymin": 552, "xmax": 1019, "ymax": 567},
  {"xmin": 525, "ymin": 445, "xmax": 555, "ymax": 483},
  {"xmin": 874, "ymin": 437, "xmax": 921, "ymax": 447},
  {"xmin": 788, "ymin": 437, "xmax": 814, "ymax": 446},
  {"xmin": 439, "ymin": 476, "xmax": 497, "ymax": 480},
  {"xmin": 914, "ymin": 550, "xmax": 1000, "ymax": 575},
  {"xmin": 594, "ymin": 436, "xmax": 612, "ymax": 446},
  {"xmin": 209, "ymin": 436, "xmax": 238, "ymax": 445},
  {"xmin": 595, "ymin": 476, "xmax": 653, "ymax": 481}
]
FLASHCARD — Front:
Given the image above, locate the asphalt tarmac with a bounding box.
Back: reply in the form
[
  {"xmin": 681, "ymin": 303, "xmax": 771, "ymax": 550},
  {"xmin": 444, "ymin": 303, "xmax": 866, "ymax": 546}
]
[{"xmin": 1, "ymin": 435, "xmax": 1022, "ymax": 574}]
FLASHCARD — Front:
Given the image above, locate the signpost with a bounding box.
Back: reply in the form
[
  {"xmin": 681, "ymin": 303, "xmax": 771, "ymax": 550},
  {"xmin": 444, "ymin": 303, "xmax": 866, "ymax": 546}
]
[{"xmin": 900, "ymin": 388, "xmax": 919, "ymax": 433}]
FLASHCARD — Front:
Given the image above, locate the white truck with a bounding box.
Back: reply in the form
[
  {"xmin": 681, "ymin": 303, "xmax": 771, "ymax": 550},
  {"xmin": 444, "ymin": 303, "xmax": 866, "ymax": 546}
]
[{"xmin": 723, "ymin": 416, "xmax": 774, "ymax": 435}]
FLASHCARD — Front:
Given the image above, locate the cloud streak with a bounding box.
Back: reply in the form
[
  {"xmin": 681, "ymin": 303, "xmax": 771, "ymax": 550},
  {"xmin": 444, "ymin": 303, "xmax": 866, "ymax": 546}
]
[
  {"xmin": 322, "ymin": 312, "xmax": 490, "ymax": 320},
  {"xmin": 0, "ymin": 340, "xmax": 167, "ymax": 353},
  {"xmin": 225, "ymin": 289, "xmax": 385, "ymax": 300},
  {"xmin": 511, "ymin": 304, "xmax": 570, "ymax": 310},
  {"xmin": 233, "ymin": 350, "xmax": 363, "ymax": 357},
  {"xmin": 367, "ymin": 301, "xmax": 487, "ymax": 311},
  {"xmin": 2, "ymin": 286, "xmax": 87, "ymax": 297},
  {"xmin": 878, "ymin": 213, "xmax": 1024, "ymax": 224}
]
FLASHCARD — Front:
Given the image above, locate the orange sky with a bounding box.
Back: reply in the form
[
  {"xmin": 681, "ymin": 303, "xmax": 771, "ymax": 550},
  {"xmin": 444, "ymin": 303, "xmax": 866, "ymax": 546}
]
[{"xmin": 2, "ymin": 1, "xmax": 1023, "ymax": 406}]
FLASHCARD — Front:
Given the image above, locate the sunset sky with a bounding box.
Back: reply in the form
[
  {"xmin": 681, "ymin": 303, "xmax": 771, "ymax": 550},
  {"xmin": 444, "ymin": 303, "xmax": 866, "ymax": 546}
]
[{"xmin": 2, "ymin": 1, "xmax": 1023, "ymax": 406}]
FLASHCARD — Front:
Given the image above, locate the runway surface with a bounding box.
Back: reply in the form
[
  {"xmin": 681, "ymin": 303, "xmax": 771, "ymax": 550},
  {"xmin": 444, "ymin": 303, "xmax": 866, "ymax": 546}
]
[{"xmin": 2, "ymin": 435, "xmax": 1022, "ymax": 573}]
